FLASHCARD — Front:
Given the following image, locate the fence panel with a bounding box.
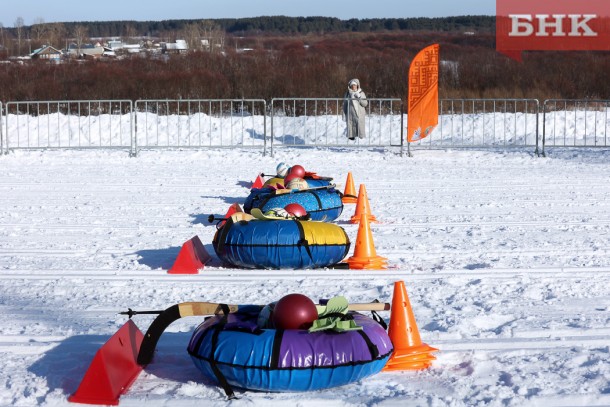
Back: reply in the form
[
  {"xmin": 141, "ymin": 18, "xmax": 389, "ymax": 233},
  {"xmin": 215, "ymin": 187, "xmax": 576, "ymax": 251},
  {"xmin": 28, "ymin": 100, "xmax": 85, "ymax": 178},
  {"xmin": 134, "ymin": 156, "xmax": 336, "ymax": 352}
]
[
  {"xmin": 0, "ymin": 102, "xmax": 4, "ymax": 155},
  {"xmin": 4, "ymin": 100, "xmax": 133, "ymax": 152},
  {"xmin": 542, "ymin": 99, "xmax": 610, "ymax": 155},
  {"xmin": 16, "ymin": 97, "xmax": 610, "ymax": 158},
  {"xmin": 134, "ymin": 99, "xmax": 267, "ymax": 155},
  {"xmin": 408, "ymin": 99, "xmax": 540, "ymax": 153},
  {"xmin": 270, "ymin": 98, "xmax": 404, "ymax": 156}
]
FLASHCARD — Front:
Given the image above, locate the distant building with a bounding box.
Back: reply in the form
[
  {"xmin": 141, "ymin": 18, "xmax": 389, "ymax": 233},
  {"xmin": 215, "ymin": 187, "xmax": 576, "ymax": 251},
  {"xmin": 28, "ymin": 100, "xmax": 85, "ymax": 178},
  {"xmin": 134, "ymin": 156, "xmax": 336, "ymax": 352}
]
[
  {"xmin": 107, "ymin": 40, "xmax": 124, "ymax": 50},
  {"xmin": 102, "ymin": 48, "xmax": 116, "ymax": 57},
  {"xmin": 67, "ymin": 43, "xmax": 105, "ymax": 58},
  {"xmin": 30, "ymin": 45, "xmax": 63, "ymax": 62},
  {"xmin": 162, "ymin": 39, "xmax": 188, "ymax": 54},
  {"xmin": 123, "ymin": 44, "xmax": 142, "ymax": 53}
]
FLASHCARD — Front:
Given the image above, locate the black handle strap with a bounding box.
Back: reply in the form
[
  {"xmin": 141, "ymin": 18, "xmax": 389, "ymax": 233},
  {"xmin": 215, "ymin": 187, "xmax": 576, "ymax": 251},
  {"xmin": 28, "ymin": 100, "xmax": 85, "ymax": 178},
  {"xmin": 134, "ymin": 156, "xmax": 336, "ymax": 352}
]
[
  {"xmin": 137, "ymin": 304, "xmax": 181, "ymax": 365},
  {"xmin": 207, "ymin": 305, "xmax": 236, "ymax": 399}
]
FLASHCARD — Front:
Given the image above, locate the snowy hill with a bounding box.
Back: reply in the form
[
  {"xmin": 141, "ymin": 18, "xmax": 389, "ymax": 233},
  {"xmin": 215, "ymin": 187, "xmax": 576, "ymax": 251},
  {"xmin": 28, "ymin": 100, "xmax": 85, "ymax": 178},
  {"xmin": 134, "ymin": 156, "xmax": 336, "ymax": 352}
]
[{"xmin": 0, "ymin": 147, "xmax": 609, "ymax": 406}]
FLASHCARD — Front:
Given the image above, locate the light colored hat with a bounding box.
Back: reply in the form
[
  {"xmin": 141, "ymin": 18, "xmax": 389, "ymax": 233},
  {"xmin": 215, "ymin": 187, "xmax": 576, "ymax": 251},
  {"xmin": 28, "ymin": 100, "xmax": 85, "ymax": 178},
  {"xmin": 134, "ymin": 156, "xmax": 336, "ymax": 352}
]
[{"xmin": 286, "ymin": 177, "xmax": 308, "ymax": 190}]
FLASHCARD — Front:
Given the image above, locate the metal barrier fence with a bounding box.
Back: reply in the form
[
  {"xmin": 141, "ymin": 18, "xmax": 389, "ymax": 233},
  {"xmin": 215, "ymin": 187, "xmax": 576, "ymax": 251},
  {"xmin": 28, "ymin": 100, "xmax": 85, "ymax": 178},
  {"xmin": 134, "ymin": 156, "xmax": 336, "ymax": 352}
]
[
  {"xmin": 4, "ymin": 97, "xmax": 610, "ymax": 158},
  {"xmin": 542, "ymin": 99, "xmax": 610, "ymax": 156},
  {"xmin": 4, "ymin": 100, "xmax": 133, "ymax": 152},
  {"xmin": 0, "ymin": 102, "xmax": 4, "ymax": 155},
  {"xmin": 408, "ymin": 99, "xmax": 540, "ymax": 155},
  {"xmin": 134, "ymin": 99, "xmax": 267, "ymax": 155},
  {"xmin": 269, "ymin": 98, "xmax": 404, "ymax": 156}
]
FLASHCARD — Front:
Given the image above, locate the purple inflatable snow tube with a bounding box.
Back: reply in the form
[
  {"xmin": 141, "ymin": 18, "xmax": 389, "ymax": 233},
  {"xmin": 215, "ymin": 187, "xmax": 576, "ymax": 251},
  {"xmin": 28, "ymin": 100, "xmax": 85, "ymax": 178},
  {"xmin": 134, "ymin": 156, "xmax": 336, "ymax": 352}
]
[{"xmin": 187, "ymin": 310, "xmax": 393, "ymax": 392}]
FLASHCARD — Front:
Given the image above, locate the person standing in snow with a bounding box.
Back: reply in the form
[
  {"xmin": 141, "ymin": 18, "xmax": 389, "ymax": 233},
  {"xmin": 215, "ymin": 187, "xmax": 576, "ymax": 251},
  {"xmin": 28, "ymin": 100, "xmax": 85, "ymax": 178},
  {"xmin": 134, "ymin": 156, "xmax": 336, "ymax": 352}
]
[{"xmin": 342, "ymin": 78, "xmax": 368, "ymax": 140}]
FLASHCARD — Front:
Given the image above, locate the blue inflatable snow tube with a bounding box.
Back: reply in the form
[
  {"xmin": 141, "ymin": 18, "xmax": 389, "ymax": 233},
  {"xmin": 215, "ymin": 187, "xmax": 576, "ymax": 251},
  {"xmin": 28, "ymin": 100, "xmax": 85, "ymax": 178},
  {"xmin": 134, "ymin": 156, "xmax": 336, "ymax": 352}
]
[
  {"xmin": 213, "ymin": 218, "xmax": 350, "ymax": 269},
  {"xmin": 244, "ymin": 187, "xmax": 343, "ymax": 222},
  {"xmin": 264, "ymin": 176, "xmax": 333, "ymax": 189},
  {"xmin": 187, "ymin": 310, "xmax": 393, "ymax": 392},
  {"xmin": 304, "ymin": 177, "xmax": 333, "ymax": 188}
]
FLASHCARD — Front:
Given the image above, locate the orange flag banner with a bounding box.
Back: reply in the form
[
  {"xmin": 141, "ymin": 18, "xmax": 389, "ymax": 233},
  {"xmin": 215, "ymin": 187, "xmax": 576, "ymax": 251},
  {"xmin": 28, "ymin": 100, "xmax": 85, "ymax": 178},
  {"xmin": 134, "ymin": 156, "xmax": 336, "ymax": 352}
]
[{"xmin": 407, "ymin": 44, "xmax": 439, "ymax": 143}]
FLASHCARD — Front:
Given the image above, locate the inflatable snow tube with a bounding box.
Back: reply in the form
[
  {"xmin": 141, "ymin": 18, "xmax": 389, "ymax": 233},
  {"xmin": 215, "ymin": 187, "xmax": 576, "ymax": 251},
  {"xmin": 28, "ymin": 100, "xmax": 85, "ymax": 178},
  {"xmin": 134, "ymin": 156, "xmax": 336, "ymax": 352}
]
[
  {"xmin": 213, "ymin": 217, "xmax": 350, "ymax": 269},
  {"xmin": 264, "ymin": 176, "xmax": 332, "ymax": 189},
  {"xmin": 244, "ymin": 187, "xmax": 343, "ymax": 222},
  {"xmin": 304, "ymin": 176, "xmax": 332, "ymax": 188},
  {"xmin": 187, "ymin": 310, "xmax": 393, "ymax": 392}
]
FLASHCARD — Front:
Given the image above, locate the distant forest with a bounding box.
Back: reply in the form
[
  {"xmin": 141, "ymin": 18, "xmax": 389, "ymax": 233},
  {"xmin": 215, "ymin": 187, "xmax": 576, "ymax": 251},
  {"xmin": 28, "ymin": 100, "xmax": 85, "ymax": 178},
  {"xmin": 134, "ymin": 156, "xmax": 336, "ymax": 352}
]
[
  {"xmin": 5, "ymin": 15, "xmax": 495, "ymax": 38},
  {"xmin": 0, "ymin": 15, "xmax": 608, "ymax": 102}
]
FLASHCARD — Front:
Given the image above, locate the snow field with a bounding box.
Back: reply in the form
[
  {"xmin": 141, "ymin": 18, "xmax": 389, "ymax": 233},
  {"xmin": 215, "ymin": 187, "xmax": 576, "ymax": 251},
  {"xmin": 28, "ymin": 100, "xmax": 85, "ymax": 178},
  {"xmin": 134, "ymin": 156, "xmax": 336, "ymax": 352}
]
[{"xmin": 0, "ymin": 147, "xmax": 608, "ymax": 406}]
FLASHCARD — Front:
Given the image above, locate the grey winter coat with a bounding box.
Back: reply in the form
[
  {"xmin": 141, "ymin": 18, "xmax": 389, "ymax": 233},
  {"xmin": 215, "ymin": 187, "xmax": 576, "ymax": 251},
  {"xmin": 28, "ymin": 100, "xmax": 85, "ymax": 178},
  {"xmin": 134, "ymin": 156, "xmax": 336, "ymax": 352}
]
[{"xmin": 342, "ymin": 78, "xmax": 368, "ymax": 139}]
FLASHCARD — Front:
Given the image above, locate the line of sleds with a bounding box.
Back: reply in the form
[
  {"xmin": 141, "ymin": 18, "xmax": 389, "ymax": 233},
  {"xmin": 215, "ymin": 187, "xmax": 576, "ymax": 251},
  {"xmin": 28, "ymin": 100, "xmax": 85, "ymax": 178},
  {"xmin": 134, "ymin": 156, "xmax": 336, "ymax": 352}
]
[
  {"xmin": 213, "ymin": 163, "xmax": 347, "ymax": 270},
  {"xmin": 208, "ymin": 163, "xmax": 387, "ymax": 270},
  {"xmin": 68, "ymin": 164, "xmax": 439, "ymax": 405}
]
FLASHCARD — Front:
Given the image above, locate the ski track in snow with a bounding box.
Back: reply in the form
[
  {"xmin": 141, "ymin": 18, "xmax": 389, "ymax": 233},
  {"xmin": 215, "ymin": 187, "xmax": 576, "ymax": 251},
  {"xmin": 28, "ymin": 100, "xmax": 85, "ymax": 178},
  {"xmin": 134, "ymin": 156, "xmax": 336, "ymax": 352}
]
[{"xmin": 0, "ymin": 148, "xmax": 609, "ymax": 406}]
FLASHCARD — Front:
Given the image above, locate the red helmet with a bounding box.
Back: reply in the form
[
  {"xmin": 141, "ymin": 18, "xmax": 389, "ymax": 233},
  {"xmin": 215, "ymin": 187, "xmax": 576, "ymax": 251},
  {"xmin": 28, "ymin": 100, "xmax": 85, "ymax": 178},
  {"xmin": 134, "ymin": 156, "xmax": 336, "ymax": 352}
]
[
  {"xmin": 287, "ymin": 164, "xmax": 306, "ymax": 178},
  {"xmin": 272, "ymin": 293, "xmax": 318, "ymax": 330},
  {"xmin": 283, "ymin": 172, "xmax": 298, "ymax": 184},
  {"xmin": 284, "ymin": 203, "xmax": 307, "ymax": 218}
]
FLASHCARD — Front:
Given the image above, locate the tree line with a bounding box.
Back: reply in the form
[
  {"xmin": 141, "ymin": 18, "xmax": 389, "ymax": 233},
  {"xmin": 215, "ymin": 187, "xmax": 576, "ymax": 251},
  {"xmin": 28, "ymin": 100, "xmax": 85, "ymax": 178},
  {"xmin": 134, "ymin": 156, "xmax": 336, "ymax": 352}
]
[
  {"xmin": 1, "ymin": 15, "xmax": 495, "ymax": 40},
  {"xmin": 0, "ymin": 31, "xmax": 608, "ymax": 103},
  {"xmin": 0, "ymin": 15, "xmax": 493, "ymax": 57}
]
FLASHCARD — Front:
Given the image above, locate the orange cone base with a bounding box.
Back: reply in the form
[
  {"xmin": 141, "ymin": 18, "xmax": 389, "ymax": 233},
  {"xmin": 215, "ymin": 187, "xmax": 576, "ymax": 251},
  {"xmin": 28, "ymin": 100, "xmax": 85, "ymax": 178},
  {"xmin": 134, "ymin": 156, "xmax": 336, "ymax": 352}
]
[
  {"xmin": 350, "ymin": 214, "xmax": 378, "ymax": 224},
  {"xmin": 346, "ymin": 255, "xmax": 387, "ymax": 270},
  {"xmin": 342, "ymin": 195, "xmax": 358, "ymax": 204},
  {"xmin": 390, "ymin": 344, "xmax": 439, "ymax": 359},
  {"xmin": 383, "ymin": 344, "xmax": 438, "ymax": 371},
  {"xmin": 383, "ymin": 360, "xmax": 434, "ymax": 371},
  {"xmin": 387, "ymin": 351, "xmax": 437, "ymax": 366}
]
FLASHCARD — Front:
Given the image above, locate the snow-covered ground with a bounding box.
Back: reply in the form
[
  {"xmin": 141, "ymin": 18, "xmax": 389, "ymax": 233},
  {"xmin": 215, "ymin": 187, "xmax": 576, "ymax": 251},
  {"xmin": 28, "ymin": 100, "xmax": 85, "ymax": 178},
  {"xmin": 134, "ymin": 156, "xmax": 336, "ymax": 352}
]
[{"xmin": 0, "ymin": 145, "xmax": 609, "ymax": 406}]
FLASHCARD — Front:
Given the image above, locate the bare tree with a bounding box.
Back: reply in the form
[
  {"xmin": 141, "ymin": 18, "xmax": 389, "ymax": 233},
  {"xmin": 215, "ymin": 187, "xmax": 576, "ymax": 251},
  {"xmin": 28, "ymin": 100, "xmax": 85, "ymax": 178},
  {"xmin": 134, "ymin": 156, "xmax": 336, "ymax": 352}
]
[
  {"xmin": 73, "ymin": 25, "xmax": 89, "ymax": 57},
  {"xmin": 31, "ymin": 18, "xmax": 49, "ymax": 48},
  {"xmin": 182, "ymin": 23, "xmax": 201, "ymax": 51},
  {"xmin": 48, "ymin": 23, "xmax": 67, "ymax": 50},
  {"xmin": 200, "ymin": 20, "xmax": 225, "ymax": 53},
  {"xmin": 0, "ymin": 23, "xmax": 4, "ymax": 51},
  {"xmin": 124, "ymin": 24, "xmax": 138, "ymax": 43},
  {"xmin": 14, "ymin": 17, "xmax": 24, "ymax": 55}
]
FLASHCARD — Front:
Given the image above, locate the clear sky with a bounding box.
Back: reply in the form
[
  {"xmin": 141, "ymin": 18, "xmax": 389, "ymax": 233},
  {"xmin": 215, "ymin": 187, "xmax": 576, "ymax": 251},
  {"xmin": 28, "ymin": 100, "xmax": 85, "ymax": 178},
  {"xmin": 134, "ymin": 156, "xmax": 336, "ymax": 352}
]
[{"xmin": 1, "ymin": 0, "xmax": 494, "ymax": 27}]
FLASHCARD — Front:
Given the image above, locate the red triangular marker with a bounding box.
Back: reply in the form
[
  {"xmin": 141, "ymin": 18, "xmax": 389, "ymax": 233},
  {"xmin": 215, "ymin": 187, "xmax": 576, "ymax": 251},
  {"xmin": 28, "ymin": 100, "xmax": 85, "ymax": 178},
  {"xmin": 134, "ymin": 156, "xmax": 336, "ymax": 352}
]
[
  {"xmin": 168, "ymin": 236, "xmax": 211, "ymax": 274},
  {"xmin": 68, "ymin": 320, "xmax": 144, "ymax": 405},
  {"xmin": 251, "ymin": 174, "xmax": 264, "ymax": 189},
  {"xmin": 218, "ymin": 203, "xmax": 242, "ymax": 228},
  {"xmin": 224, "ymin": 203, "xmax": 242, "ymax": 218}
]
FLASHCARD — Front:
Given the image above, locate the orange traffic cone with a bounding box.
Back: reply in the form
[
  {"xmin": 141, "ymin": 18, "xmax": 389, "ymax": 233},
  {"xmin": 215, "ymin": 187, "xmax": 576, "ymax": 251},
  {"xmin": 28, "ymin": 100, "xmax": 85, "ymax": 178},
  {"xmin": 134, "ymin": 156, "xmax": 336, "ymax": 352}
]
[
  {"xmin": 350, "ymin": 184, "xmax": 377, "ymax": 223},
  {"xmin": 346, "ymin": 213, "xmax": 387, "ymax": 269},
  {"xmin": 383, "ymin": 281, "xmax": 438, "ymax": 371},
  {"xmin": 342, "ymin": 172, "xmax": 358, "ymax": 204}
]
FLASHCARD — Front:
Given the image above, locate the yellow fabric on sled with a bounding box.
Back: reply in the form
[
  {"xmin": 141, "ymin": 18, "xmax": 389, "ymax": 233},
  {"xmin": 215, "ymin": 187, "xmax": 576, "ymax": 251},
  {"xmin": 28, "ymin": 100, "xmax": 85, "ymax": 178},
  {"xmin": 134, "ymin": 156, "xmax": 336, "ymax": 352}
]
[
  {"xmin": 264, "ymin": 177, "xmax": 284, "ymax": 188},
  {"xmin": 300, "ymin": 221, "xmax": 349, "ymax": 246}
]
